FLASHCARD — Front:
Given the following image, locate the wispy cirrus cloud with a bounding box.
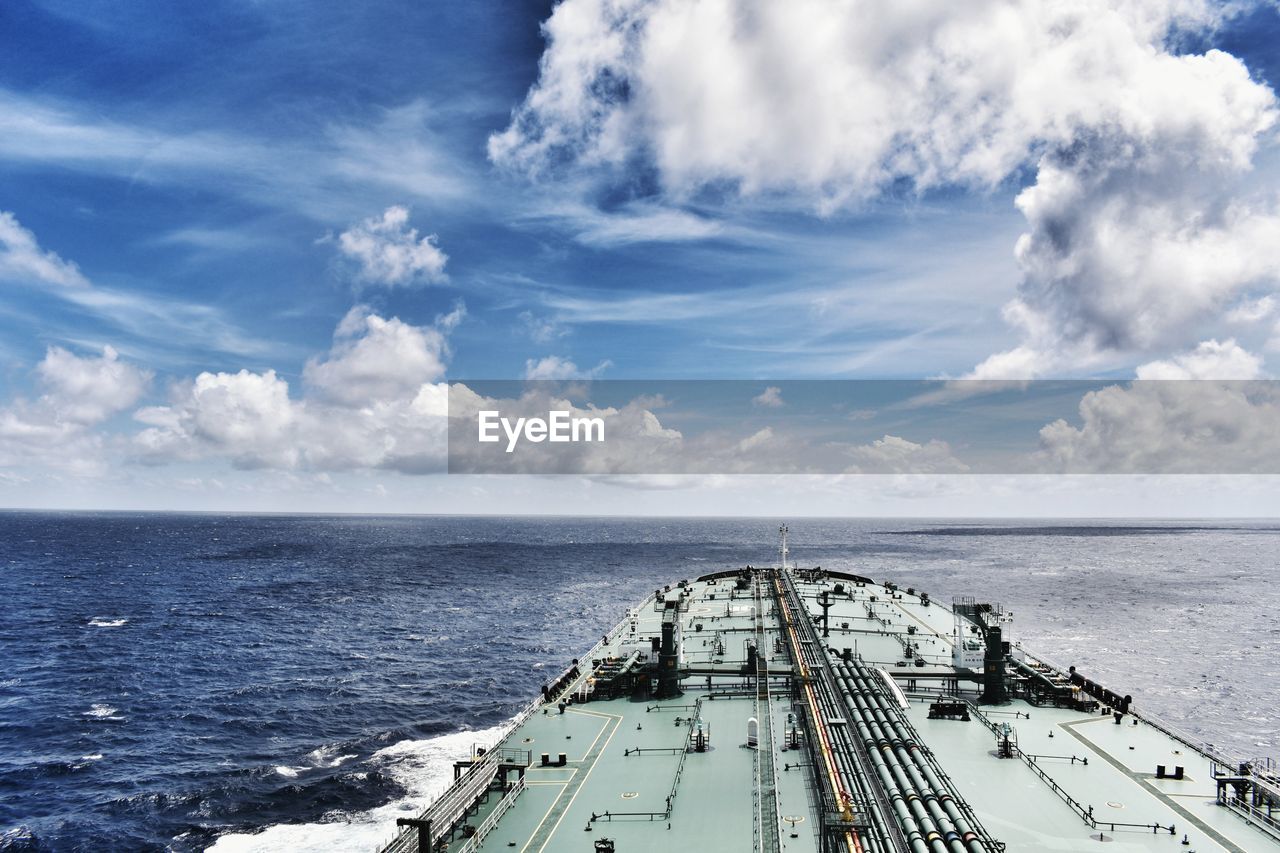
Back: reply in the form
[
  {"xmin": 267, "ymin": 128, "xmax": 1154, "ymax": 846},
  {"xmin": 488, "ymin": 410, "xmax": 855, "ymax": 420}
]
[
  {"xmin": 0, "ymin": 91, "xmax": 475, "ymax": 222},
  {"xmin": 0, "ymin": 209, "xmax": 273, "ymax": 360},
  {"xmin": 523, "ymin": 354, "xmax": 612, "ymax": 380},
  {"xmin": 0, "ymin": 211, "xmax": 89, "ymax": 288}
]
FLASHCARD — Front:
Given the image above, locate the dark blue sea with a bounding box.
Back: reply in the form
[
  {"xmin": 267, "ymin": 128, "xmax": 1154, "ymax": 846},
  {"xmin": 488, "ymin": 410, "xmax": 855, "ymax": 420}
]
[{"xmin": 1, "ymin": 514, "xmax": 1277, "ymax": 852}]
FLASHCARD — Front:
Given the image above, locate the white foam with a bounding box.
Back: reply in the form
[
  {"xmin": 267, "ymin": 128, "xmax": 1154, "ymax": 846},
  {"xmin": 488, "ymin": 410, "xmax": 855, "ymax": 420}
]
[
  {"xmin": 88, "ymin": 617, "xmax": 128, "ymax": 628},
  {"xmin": 84, "ymin": 703, "xmax": 122, "ymax": 720},
  {"xmin": 207, "ymin": 722, "xmax": 509, "ymax": 853},
  {"xmin": 274, "ymin": 766, "xmax": 303, "ymax": 779},
  {"xmin": 306, "ymin": 745, "xmax": 359, "ymax": 768}
]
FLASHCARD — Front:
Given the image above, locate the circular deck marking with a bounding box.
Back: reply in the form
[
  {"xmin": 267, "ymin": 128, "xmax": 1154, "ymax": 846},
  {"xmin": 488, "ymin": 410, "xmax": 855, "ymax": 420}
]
[
  {"xmin": 621, "ymin": 792, "xmax": 638, "ymax": 799},
  {"xmin": 783, "ymin": 816, "xmax": 805, "ymax": 826}
]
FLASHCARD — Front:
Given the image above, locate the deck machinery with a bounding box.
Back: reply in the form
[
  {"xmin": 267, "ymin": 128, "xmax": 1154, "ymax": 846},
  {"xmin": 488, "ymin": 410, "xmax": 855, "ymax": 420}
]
[{"xmin": 377, "ymin": 531, "xmax": 1280, "ymax": 853}]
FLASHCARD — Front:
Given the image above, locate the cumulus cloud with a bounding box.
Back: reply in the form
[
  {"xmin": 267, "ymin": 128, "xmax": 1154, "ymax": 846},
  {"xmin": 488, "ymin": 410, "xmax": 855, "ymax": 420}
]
[
  {"xmin": 305, "ymin": 308, "xmax": 449, "ymax": 405},
  {"xmin": 736, "ymin": 427, "xmax": 774, "ymax": 453},
  {"xmin": 523, "ymin": 355, "xmax": 612, "ymax": 379},
  {"xmin": 37, "ymin": 345, "xmax": 152, "ymax": 423},
  {"xmin": 0, "ymin": 345, "xmax": 150, "ymax": 474},
  {"xmin": 1035, "ymin": 381, "xmax": 1280, "ymax": 473},
  {"xmin": 336, "ymin": 205, "xmax": 448, "ymax": 287},
  {"xmin": 494, "ymin": 0, "xmax": 1280, "ymax": 374},
  {"xmin": 974, "ymin": 140, "xmax": 1280, "ymax": 377},
  {"xmin": 752, "ymin": 386, "xmax": 784, "ymax": 407},
  {"xmin": 1135, "ymin": 338, "xmax": 1264, "ymax": 379},
  {"xmin": 845, "ymin": 435, "xmax": 969, "ymax": 475},
  {"xmin": 492, "ymin": 0, "xmax": 1231, "ymax": 198},
  {"xmin": 0, "ymin": 210, "xmax": 89, "ymax": 287},
  {"xmin": 134, "ymin": 369, "xmax": 299, "ymax": 469},
  {"xmin": 134, "ymin": 308, "xmax": 454, "ymax": 473}
]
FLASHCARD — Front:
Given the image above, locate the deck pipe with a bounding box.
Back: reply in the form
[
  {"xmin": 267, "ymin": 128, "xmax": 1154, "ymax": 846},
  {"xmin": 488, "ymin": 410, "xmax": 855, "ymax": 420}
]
[
  {"xmin": 857, "ymin": 664, "xmax": 987, "ymax": 853},
  {"xmin": 850, "ymin": 687, "xmax": 967, "ymax": 853},
  {"xmin": 824, "ymin": 710, "xmax": 899, "ymax": 853},
  {"xmin": 1008, "ymin": 657, "xmax": 1073, "ymax": 704},
  {"xmin": 847, "ymin": 704, "xmax": 932, "ymax": 853},
  {"xmin": 780, "ymin": 582, "xmax": 898, "ymax": 853},
  {"xmin": 837, "ymin": 671, "xmax": 951, "ymax": 853},
  {"xmin": 837, "ymin": 663, "xmax": 983, "ymax": 853},
  {"xmin": 837, "ymin": 661, "xmax": 989, "ymax": 853},
  {"xmin": 793, "ymin": 639, "xmax": 897, "ymax": 853}
]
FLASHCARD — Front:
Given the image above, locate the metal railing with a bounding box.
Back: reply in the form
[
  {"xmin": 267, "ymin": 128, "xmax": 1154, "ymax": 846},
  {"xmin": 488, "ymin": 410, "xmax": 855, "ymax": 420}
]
[
  {"xmin": 594, "ymin": 698, "xmax": 700, "ymax": 822},
  {"xmin": 456, "ymin": 777, "xmax": 527, "ymax": 853},
  {"xmin": 1016, "ymin": 649, "xmax": 1253, "ymax": 771},
  {"xmin": 382, "ymin": 748, "xmax": 530, "ymax": 853},
  {"xmin": 376, "ymin": 609, "xmax": 638, "ymax": 853},
  {"xmin": 965, "ymin": 700, "xmax": 1174, "ymax": 836}
]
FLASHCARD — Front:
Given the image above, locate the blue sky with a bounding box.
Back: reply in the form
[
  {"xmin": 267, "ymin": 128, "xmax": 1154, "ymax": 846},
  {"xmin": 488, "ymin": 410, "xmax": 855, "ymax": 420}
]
[{"xmin": 3, "ymin": 0, "xmax": 1280, "ymax": 513}]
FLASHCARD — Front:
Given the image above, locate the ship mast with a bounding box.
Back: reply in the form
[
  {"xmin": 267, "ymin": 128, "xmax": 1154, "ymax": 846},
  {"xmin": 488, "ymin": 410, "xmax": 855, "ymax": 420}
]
[{"xmin": 778, "ymin": 524, "xmax": 789, "ymax": 570}]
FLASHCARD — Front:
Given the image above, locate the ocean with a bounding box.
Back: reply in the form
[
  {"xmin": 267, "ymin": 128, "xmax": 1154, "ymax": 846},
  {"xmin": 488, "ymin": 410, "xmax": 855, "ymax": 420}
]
[{"xmin": 0, "ymin": 513, "xmax": 1276, "ymax": 852}]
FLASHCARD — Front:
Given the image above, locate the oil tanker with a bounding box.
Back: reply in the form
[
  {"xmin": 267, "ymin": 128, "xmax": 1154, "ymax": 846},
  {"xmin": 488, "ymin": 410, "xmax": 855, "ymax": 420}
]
[{"xmin": 376, "ymin": 527, "xmax": 1278, "ymax": 853}]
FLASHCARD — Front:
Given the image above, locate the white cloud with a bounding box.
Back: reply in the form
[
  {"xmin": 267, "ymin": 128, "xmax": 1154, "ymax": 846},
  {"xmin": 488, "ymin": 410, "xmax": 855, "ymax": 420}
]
[
  {"xmin": 752, "ymin": 386, "xmax": 784, "ymax": 407},
  {"xmin": 523, "ymin": 355, "xmax": 612, "ymax": 379},
  {"xmin": 37, "ymin": 344, "xmax": 152, "ymax": 423},
  {"xmin": 737, "ymin": 427, "xmax": 773, "ymax": 452},
  {"xmin": 0, "ymin": 210, "xmax": 89, "ymax": 288},
  {"xmin": 568, "ymin": 203, "xmax": 727, "ymax": 246},
  {"xmin": 337, "ymin": 206, "xmax": 448, "ymax": 287},
  {"xmin": 845, "ymin": 435, "xmax": 969, "ymax": 475},
  {"xmin": 0, "ymin": 345, "xmax": 150, "ymax": 475},
  {"xmin": 1225, "ymin": 295, "xmax": 1276, "ymax": 325},
  {"xmin": 519, "ymin": 311, "xmax": 566, "ymax": 344},
  {"xmin": 304, "ymin": 308, "xmax": 450, "ymax": 406},
  {"xmin": 133, "ymin": 309, "xmax": 453, "ymax": 474},
  {"xmin": 0, "ymin": 91, "xmax": 474, "ymax": 222},
  {"xmin": 494, "ymin": 0, "xmax": 1280, "ymax": 375},
  {"xmin": 135, "ymin": 369, "xmax": 298, "ymax": 469},
  {"xmin": 1036, "ymin": 381, "xmax": 1280, "ymax": 473},
  {"xmin": 1135, "ymin": 338, "xmax": 1264, "ymax": 379},
  {"xmin": 0, "ymin": 210, "xmax": 269, "ymax": 359},
  {"xmin": 977, "ymin": 148, "xmax": 1280, "ymax": 377},
  {"xmin": 492, "ymin": 0, "xmax": 1232, "ymax": 201}
]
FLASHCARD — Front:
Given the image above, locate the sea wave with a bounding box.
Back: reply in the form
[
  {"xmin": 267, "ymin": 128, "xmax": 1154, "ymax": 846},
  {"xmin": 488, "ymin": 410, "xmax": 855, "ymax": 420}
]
[
  {"xmin": 83, "ymin": 703, "xmax": 123, "ymax": 721},
  {"xmin": 206, "ymin": 722, "xmax": 509, "ymax": 853},
  {"xmin": 305, "ymin": 744, "xmax": 358, "ymax": 768}
]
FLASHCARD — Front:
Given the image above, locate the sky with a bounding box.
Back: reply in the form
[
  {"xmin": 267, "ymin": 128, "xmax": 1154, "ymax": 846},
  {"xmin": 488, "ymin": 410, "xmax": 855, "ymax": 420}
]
[{"xmin": 3, "ymin": 0, "xmax": 1280, "ymax": 515}]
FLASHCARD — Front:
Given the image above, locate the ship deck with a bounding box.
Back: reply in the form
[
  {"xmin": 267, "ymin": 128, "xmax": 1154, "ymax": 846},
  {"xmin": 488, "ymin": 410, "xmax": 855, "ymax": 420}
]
[{"xmin": 379, "ymin": 567, "xmax": 1280, "ymax": 853}]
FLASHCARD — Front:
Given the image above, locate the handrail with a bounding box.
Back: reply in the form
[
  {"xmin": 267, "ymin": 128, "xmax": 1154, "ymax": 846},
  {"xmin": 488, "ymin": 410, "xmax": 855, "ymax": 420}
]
[
  {"xmin": 382, "ymin": 749, "xmax": 509, "ymax": 853},
  {"xmin": 378, "ymin": 609, "xmax": 636, "ymax": 853},
  {"xmin": 598, "ymin": 698, "xmax": 699, "ymax": 823},
  {"xmin": 1017, "ymin": 649, "xmax": 1270, "ymax": 772},
  {"xmin": 456, "ymin": 777, "xmax": 527, "ymax": 853}
]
